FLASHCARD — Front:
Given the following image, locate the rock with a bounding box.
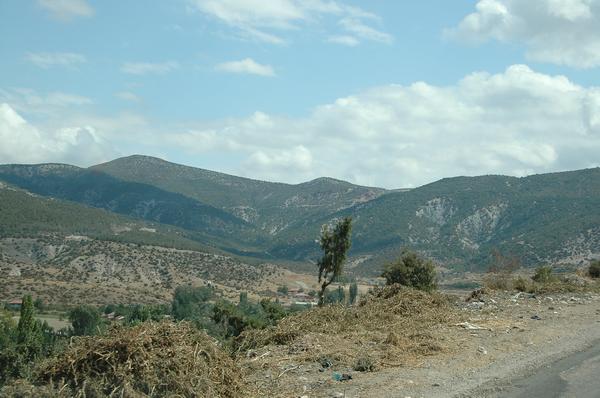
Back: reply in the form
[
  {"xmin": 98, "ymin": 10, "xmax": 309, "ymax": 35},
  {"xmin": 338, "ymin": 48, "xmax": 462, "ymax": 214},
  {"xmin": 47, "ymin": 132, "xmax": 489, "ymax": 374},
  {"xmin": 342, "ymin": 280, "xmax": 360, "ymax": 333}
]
[
  {"xmin": 478, "ymin": 346, "xmax": 488, "ymax": 355},
  {"xmin": 456, "ymin": 321, "xmax": 485, "ymax": 330},
  {"xmin": 467, "ymin": 301, "xmax": 485, "ymax": 310}
]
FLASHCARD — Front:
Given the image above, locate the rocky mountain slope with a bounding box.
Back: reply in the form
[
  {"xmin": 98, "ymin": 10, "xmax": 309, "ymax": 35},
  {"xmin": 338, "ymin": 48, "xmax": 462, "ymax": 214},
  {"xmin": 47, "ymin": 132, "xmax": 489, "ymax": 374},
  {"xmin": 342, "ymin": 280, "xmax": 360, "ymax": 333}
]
[
  {"xmin": 92, "ymin": 155, "xmax": 386, "ymax": 236},
  {"xmin": 1, "ymin": 156, "xmax": 599, "ymax": 273},
  {"xmin": 0, "ymin": 184, "xmax": 289, "ymax": 305}
]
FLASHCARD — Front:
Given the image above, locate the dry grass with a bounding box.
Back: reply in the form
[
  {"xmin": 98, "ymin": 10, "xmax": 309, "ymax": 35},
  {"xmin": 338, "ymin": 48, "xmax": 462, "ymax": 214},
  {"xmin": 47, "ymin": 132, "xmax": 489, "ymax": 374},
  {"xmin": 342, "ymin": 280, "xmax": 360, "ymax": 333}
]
[
  {"xmin": 4, "ymin": 321, "xmax": 250, "ymax": 397},
  {"xmin": 484, "ymin": 272, "xmax": 600, "ymax": 294},
  {"xmin": 234, "ymin": 285, "xmax": 462, "ymax": 397},
  {"xmin": 237, "ymin": 285, "xmax": 460, "ymax": 369}
]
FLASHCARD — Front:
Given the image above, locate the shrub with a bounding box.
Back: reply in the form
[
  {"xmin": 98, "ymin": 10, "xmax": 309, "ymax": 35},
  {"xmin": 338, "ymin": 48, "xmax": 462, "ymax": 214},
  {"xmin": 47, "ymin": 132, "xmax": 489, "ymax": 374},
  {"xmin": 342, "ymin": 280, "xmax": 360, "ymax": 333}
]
[
  {"xmin": 532, "ymin": 265, "xmax": 555, "ymax": 283},
  {"xmin": 589, "ymin": 260, "xmax": 600, "ymax": 278},
  {"xmin": 483, "ymin": 274, "xmax": 511, "ymax": 291},
  {"xmin": 381, "ymin": 249, "xmax": 437, "ymax": 292},
  {"xmin": 513, "ymin": 276, "xmax": 530, "ymax": 292},
  {"xmin": 353, "ymin": 356, "xmax": 374, "ymax": 372}
]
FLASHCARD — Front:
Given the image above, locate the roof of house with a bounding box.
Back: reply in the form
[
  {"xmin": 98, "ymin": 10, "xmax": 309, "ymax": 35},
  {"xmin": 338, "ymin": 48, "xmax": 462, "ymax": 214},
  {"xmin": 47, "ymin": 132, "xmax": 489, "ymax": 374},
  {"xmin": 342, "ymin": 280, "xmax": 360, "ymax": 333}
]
[{"xmin": 8, "ymin": 299, "xmax": 22, "ymax": 305}]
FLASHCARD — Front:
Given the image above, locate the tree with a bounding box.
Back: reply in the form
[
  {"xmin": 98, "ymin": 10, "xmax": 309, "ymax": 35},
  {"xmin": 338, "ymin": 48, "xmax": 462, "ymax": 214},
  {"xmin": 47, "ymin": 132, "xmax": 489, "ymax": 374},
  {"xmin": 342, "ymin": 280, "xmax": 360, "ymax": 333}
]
[
  {"xmin": 589, "ymin": 260, "xmax": 600, "ymax": 278},
  {"xmin": 276, "ymin": 285, "xmax": 288, "ymax": 295},
  {"xmin": 381, "ymin": 249, "xmax": 437, "ymax": 292},
  {"xmin": 317, "ymin": 217, "xmax": 352, "ymax": 306},
  {"xmin": 349, "ymin": 282, "xmax": 358, "ymax": 305},
  {"xmin": 16, "ymin": 295, "xmax": 43, "ymax": 357},
  {"xmin": 324, "ymin": 286, "xmax": 346, "ymax": 304},
  {"xmin": 171, "ymin": 286, "xmax": 213, "ymax": 321},
  {"xmin": 259, "ymin": 299, "xmax": 287, "ymax": 324},
  {"xmin": 69, "ymin": 306, "xmax": 102, "ymax": 336}
]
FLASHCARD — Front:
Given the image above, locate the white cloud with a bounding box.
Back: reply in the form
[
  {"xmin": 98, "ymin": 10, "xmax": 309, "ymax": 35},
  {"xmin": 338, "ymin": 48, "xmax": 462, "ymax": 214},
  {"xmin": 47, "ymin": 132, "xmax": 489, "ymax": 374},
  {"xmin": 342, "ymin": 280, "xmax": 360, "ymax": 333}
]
[
  {"xmin": 37, "ymin": 0, "xmax": 94, "ymax": 21},
  {"xmin": 120, "ymin": 61, "xmax": 179, "ymax": 75},
  {"xmin": 163, "ymin": 65, "xmax": 600, "ymax": 188},
  {"xmin": 327, "ymin": 35, "xmax": 360, "ymax": 46},
  {"xmin": 0, "ymin": 103, "xmax": 116, "ymax": 166},
  {"xmin": 115, "ymin": 91, "xmax": 141, "ymax": 102},
  {"xmin": 26, "ymin": 52, "xmax": 86, "ymax": 69},
  {"xmin": 189, "ymin": 0, "xmax": 391, "ymax": 45},
  {"xmin": 0, "ymin": 88, "xmax": 93, "ymax": 119},
  {"xmin": 246, "ymin": 145, "xmax": 312, "ymax": 172},
  {"xmin": 447, "ymin": 0, "xmax": 600, "ymax": 68},
  {"xmin": 338, "ymin": 18, "xmax": 393, "ymax": 44},
  {"xmin": 215, "ymin": 58, "xmax": 276, "ymax": 76}
]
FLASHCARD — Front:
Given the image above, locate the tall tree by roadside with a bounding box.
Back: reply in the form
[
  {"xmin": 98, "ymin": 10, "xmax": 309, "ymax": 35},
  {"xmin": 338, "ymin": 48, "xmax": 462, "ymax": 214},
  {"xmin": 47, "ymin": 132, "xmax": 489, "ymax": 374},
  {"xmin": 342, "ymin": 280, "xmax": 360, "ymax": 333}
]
[{"xmin": 317, "ymin": 217, "xmax": 352, "ymax": 306}]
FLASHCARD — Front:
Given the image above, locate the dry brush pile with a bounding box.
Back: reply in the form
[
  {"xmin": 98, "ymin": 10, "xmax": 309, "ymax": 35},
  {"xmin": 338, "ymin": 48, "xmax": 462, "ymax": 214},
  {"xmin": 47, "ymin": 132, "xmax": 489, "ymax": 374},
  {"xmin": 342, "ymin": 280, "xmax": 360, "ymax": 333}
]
[
  {"xmin": 238, "ymin": 285, "xmax": 461, "ymax": 370},
  {"xmin": 2, "ymin": 321, "xmax": 250, "ymax": 398}
]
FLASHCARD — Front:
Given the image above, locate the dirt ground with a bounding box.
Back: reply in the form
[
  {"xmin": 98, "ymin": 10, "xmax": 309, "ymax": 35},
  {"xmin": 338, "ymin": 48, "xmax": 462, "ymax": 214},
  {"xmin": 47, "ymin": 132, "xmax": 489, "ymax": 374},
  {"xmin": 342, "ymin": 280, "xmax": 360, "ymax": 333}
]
[{"xmin": 241, "ymin": 289, "xmax": 600, "ymax": 397}]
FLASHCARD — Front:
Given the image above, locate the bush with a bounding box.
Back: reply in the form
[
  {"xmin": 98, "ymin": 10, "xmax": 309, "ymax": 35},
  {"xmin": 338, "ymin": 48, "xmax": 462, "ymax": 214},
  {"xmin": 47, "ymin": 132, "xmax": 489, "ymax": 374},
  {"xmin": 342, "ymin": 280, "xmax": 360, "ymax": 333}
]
[
  {"xmin": 381, "ymin": 249, "xmax": 437, "ymax": 292},
  {"xmin": 353, "ymin": 356, "xmax": 374, "ymax": 372},
  {"xmin": 483, "ymin": 274, "xmax": 511, "ymax": 291},
  {"xmin": 513, "ymin": 276, "xmax": 530, "ymax": 292},
  {"xmin": 589, "ymin": 260, "xmax": 600, "ymax": 278},
  {"xmin": 532, "ymin": 265, "xmax": 555, "ymax": 283}
]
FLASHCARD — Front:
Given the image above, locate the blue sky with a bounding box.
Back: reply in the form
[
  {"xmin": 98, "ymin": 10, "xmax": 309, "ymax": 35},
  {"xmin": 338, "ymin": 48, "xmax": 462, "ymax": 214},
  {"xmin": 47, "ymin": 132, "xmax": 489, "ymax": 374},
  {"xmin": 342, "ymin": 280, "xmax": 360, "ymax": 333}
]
[{"xmin": 1, "ymin": 0, "xmax": 600, "ymax": 188}]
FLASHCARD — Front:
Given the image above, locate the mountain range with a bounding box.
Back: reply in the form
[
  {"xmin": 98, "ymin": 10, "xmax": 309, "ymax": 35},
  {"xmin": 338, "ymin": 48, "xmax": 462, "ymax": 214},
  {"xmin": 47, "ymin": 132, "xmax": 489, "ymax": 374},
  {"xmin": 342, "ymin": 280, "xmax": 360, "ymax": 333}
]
[{"xmin": 1, "ymin": 155, "xmax": 599, "ymax": 274}]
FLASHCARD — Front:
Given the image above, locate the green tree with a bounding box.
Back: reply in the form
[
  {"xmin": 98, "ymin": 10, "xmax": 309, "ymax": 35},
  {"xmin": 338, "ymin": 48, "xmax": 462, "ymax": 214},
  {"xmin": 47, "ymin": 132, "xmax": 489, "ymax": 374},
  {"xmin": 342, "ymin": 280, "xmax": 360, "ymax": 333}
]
[
  {"xmin": 259, "ymin": 299, "xmax": 287, "ymax": 324},
  {"xmin": 317, "ymin": 217, "xmax": 352, "ymax": 306},
  {"xmin": 16, "ymin": 295, "xmax": 43, "ymax": 356},
  {"xmin": 0, "ymin": 296, "xmax": 46, "ymax": 385},
  {"xmin": 212, "ymin": 300, "xmax": 262, "ymax": 338},
  {"xmin": 239, "ymin": 291, "xmax": 248, "ymax": 305},
  {"xmin": 324, "ymin": 286, "xmax": 346, "ymax": 304},
  {"xmin": 171, "ymin": 286, "xmax": 213, "ymax": 321},
  {"xmin": 69, "ymin": 306, "xmax": 102, "ymax": 336},
  {"xmin": 589, "ymin": 260, "xmax": 600, "ymax": 278},
  {"xmin": 349, "ymin": 282, "xmax": 358, "ymax": 305},
  {"xmin": 33, "ymin": 298, "xmax": 45, "ymax": 312},
  {"xmin": 382, "ymin": 249, "xmax": 437, "ymax": 292},
  {"xmin": 276, "ymin": 285, "xmax": 288, "ymax": 295}
]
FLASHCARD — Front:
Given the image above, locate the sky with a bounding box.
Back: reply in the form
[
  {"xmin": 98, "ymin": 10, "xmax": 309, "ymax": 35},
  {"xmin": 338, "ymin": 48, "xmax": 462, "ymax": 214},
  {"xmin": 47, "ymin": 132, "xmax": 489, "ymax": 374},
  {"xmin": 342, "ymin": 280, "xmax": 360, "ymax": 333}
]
[{"xmin": 1, "ymin": 0, "xmax": 600, "ymax": 188}]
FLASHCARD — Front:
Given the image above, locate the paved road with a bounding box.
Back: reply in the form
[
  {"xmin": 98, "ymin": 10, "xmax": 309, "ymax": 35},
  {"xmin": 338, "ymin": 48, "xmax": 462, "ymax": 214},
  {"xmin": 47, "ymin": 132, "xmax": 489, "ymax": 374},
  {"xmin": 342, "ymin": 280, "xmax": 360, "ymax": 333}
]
[{"xmin": 498, "ymin": 340, "xmax": 600, "ymax": 398}]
